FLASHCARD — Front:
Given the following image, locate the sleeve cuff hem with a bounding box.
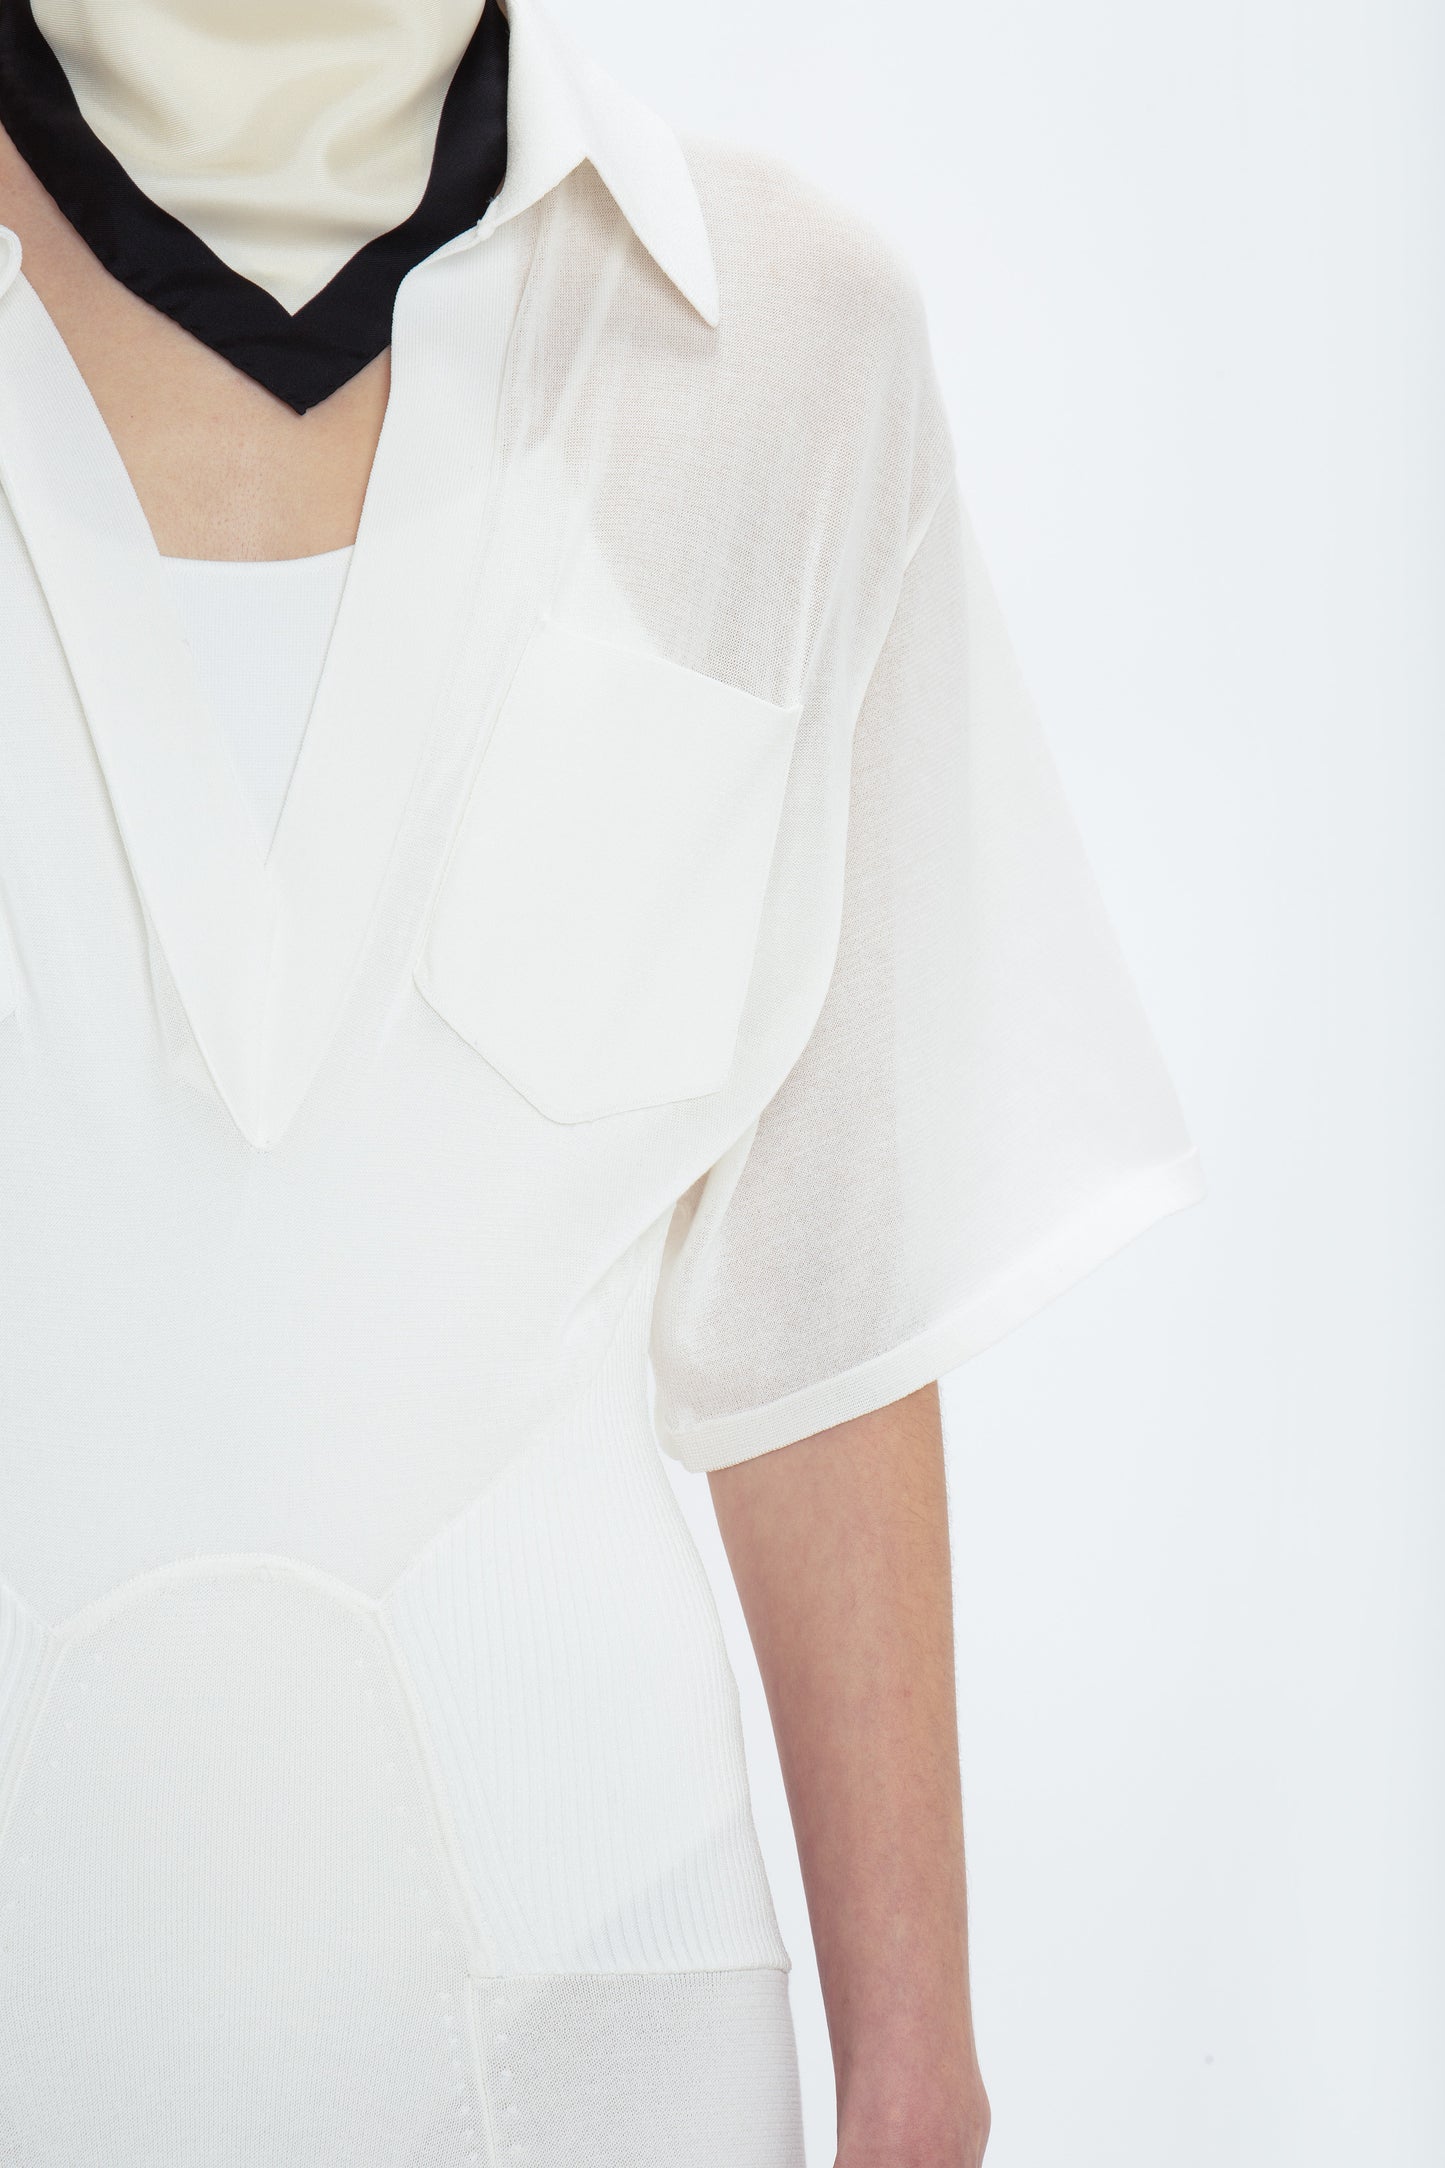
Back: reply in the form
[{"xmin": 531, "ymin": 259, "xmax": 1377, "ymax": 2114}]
[{"xmin": 656, "ymin": 1144, "xmax": 1207, "ymax": 1473}]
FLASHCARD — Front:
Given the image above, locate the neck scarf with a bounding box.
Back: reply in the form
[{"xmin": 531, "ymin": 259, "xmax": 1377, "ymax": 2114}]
[{"xmin": 0, "ymin": 0, "xmax": 509, "ymax": 411}]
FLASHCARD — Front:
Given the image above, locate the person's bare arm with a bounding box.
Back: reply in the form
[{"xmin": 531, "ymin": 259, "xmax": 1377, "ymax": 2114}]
[{"xmin": 708, "ymin": 1382, "xmax": 990, "ymax": 2168}]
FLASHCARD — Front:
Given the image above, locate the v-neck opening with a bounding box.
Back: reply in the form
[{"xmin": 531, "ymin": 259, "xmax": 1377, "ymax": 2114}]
[
  {"xmin": 7, "ymin": 266, "xmax": 401, "ymax": 877},
  {"xmin": 0, "ymin": 206, "xmax": 546, "ymax": 1148}
]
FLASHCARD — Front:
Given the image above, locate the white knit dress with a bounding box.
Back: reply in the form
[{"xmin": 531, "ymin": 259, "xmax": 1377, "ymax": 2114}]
[{"xmin": 0, "ymin": 26, "xmax": 1204, "ymax": 2163}]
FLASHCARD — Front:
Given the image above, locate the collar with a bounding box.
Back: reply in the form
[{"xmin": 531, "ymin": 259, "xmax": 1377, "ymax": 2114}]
[{"xmin": 484, "ymin": 0, "xmax": 718, "ymax": 329}]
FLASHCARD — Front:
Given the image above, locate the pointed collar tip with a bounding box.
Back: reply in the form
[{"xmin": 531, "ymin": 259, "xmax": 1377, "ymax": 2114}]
[
  {"xmin": 682, "ymin": 253, "xmax": 721, "ymax": 331},
  {"xmin": 500, "ymin": 0, "xmax": 721, "ymax": 330},
  {"xmin": 654, "ymin": 235, "xmax": 720, "ymax": 330}
]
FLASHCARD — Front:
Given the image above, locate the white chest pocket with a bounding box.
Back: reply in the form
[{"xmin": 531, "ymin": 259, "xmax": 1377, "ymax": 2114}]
[{"xmin": 415, "ymin": 617, "xmax": 803, "ymax": 1123}]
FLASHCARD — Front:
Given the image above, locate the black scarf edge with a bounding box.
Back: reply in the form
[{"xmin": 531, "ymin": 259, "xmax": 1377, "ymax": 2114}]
[{"xmin": 0, "ymin": 1, "xmax": 510, "ymax": 413}]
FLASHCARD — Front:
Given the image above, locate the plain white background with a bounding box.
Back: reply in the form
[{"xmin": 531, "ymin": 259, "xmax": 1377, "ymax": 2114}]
[{"xmin": 557, "ymin": 0, "xmax": 1442, "ymax": 2160}]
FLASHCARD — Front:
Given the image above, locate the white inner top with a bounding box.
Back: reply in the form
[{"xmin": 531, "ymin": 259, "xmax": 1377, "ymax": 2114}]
[{"xmin": 162, "ymin": 545, "xmax": 354, "ymax": 850}]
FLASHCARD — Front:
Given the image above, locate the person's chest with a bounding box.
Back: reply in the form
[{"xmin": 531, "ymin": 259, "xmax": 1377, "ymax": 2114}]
[{"xmin": 0, "ymin": 165, "xmax": 845, "ymax": 1165}]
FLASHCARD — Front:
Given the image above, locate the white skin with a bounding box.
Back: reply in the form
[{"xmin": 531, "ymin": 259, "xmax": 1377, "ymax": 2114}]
[{"xmin": 0, "ymin": 119, "xmax": 991, "ymax": 2168}]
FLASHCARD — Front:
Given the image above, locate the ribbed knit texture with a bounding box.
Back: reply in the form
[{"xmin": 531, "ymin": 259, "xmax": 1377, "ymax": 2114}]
[{"xmin": 384, "ymin": 1263, "xmax": 788, "ymax": 1975}]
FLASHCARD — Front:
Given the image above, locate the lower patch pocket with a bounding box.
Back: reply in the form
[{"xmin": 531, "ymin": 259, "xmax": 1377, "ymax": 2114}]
[{"xmin": 469, "ymin": 1966, "xmax": 805, "ymax": 2167}]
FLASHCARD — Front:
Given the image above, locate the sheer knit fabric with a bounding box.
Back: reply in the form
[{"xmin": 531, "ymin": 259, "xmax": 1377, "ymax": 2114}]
[{"xmin": 0, "ymin": 1, "xmax": 1203, "ymax": 2156}]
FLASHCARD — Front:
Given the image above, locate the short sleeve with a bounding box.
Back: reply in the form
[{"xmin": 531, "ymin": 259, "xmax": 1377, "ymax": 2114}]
[{"xmin": 648, "ymin": 460, "xmax": 1207, "ymax": 1474}]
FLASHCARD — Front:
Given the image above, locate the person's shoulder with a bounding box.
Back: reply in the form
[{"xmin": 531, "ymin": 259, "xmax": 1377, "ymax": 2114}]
[
  {"xmin": 680, "ymin": 133, "xmax": 930, "ymax": 363},
  {"xmin": 669, "ymin": 135, "xmax": 956, "ymax": 564}
]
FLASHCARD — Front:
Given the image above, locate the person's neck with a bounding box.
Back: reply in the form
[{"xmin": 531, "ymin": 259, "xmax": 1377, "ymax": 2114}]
[{"xmin": 21, "ymin": 0, "xmax": 489, "ymax": 309}]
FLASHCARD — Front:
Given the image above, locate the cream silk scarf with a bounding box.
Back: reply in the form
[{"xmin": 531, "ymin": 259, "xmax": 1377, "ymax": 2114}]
[{"xmin": 0, "ymin": 0, "xmax": 508, "ymax": 408}]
